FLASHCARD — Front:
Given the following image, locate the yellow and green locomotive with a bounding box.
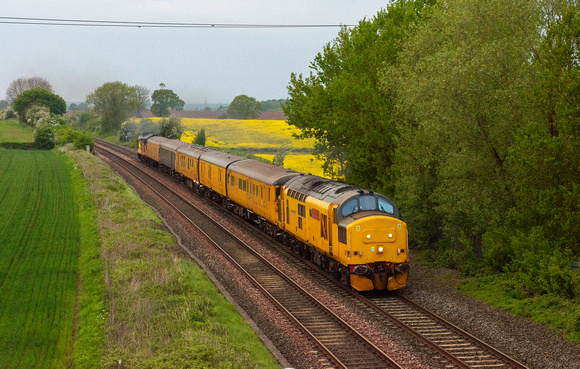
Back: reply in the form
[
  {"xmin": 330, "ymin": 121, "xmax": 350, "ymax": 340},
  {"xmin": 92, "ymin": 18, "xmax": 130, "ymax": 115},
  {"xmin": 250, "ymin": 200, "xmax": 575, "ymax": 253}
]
[{"xmin": 138, "ymin": 134, "xmax": 409, "ymax": 291}]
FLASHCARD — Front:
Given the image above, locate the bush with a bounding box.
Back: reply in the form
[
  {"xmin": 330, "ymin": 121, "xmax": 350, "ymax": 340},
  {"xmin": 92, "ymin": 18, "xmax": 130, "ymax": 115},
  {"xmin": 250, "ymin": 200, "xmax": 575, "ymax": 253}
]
[
  {"xmin": 159, "ymin": 116, "xmax": 183, "ymax": 139},
  {"xmin": 34, "ymin": 124, "xmax": 55, "ymax": 149},
  {"xmin": 0, "ymin": 105, "xmax": 16, "ymax": 120},
  {"xmin": 26, "ymin": 105, "xmax": 52, "ymax": 126},
  {"xmin": 74, "ymin": 132, "xmax": 94, "ymax": 151}
]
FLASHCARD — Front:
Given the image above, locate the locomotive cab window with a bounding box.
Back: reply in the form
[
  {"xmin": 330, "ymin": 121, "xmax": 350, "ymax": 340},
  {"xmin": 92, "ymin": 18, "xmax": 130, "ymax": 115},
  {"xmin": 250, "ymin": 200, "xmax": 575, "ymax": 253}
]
[
  {"xmin": 378, "ymin": 198, "xmax": 394, "ymax": 214},
  {"xmin": 338, "ymin": 194, "xmax": 397, "ymax": 220},
  {"xmin": 359, "ymin": 195, "xmax": 377, "ymax": 211},
  {"xmin": 341, "ymin": 198, "xmax": 359, "ymax": 218}
]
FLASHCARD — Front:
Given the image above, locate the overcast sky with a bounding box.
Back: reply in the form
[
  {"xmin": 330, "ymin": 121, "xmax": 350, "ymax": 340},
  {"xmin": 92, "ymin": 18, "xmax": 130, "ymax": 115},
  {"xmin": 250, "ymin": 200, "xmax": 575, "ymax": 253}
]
[{"xmin": 1, "ymin": 0, "xmax": 389, "ymax": 105}]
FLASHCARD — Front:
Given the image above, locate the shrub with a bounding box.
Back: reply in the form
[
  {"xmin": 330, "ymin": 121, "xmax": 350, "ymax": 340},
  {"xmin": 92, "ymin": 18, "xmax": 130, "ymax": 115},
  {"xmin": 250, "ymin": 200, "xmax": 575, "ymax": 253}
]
[
  {"xmin": 34, "ymin": 124, "xmax": 55, "ymax": 149},
  {"xmin": 26, "ymin": 105, "xmax": 52, "ymax": 126},
  {"xmin": 0, "ymin": 105, "xmax": 17, "ymax": 120},
  {"xmin": 74, "ymin": 132, "xmax": 94, "ymax": 151},
  {"xmin": 159, "ymin": 116, "xmax": 183, "ymax": 139}
]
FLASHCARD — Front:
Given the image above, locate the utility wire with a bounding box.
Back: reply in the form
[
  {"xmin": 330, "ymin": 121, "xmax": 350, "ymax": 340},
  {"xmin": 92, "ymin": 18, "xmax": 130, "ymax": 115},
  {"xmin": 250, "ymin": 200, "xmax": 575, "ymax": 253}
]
[{"xmin": 0, "ymin": 16, "xmax": 353, "ymax": 28}]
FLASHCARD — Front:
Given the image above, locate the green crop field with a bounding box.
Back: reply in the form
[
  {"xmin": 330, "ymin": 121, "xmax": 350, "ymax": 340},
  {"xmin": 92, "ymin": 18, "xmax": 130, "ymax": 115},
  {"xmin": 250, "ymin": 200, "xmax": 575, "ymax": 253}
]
[{"xmin": 0, "ymin": 149, "xmax": 79, "ymax": 368}]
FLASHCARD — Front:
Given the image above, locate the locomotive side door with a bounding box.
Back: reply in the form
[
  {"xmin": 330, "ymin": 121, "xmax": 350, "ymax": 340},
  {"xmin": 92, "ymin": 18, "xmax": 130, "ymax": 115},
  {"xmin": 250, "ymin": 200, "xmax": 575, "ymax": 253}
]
[{"xmin": 329, "ymin": 204, "xmax": 337, "ymax": 255}]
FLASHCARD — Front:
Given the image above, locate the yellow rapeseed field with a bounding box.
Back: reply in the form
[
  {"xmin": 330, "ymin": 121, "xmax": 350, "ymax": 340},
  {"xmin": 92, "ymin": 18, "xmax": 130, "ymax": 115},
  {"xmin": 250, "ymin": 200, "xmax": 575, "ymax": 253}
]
[{"xmin": 137, "ymin": 117, "xmax": 329, "ymax": 178}]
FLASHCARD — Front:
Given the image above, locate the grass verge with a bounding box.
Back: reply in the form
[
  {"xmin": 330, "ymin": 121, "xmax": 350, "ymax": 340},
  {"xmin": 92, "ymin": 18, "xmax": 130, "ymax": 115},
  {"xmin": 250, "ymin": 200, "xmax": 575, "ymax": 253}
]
[
  {"xmin": 459, "ymin": 274, "xmax": 580, "ymax": 343},
  {"xmin": 65, "ymin": 147, "xmax": 280, "ymax": 368}
]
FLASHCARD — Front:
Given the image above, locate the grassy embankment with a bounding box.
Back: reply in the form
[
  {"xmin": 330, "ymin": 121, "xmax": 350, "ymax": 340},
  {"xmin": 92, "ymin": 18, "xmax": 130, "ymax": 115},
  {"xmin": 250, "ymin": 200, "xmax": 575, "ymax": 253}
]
[
  {"xmin": 138, "ymin": 117, "xmax": 328, "ymax": 177},
  {"xmin": 0, "ymin": 119, "xmax": 280, "ymax": 367}
]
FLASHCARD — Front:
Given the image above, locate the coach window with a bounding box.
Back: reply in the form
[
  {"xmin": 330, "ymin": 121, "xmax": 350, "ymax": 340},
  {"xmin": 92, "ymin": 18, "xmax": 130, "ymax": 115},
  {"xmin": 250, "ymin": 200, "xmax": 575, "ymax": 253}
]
[
  {"xmin": 298, "ymin": 217, "xmax": 303, "ymax": 230},
  {"xmin": 231, "ymin": 175, "xmax": 235, "ymax": 186},
  {"xmin": 239, "ymin": 178, "xmax": 242, "ymax": 190},
  {"xmin": 243, "ymin": 180, "xmax": 247, "ymax": 192}
]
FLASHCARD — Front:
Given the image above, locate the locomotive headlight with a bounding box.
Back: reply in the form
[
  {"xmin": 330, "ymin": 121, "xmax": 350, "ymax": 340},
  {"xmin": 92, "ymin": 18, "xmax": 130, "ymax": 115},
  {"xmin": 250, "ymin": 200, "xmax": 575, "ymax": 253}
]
[
  {"xmin": 378, "ymin": 246, "xmax": 384, "ymax": 253},
  {"xmin": 388, "ymin": 233, "xmax": 393, "ymax": 238}
]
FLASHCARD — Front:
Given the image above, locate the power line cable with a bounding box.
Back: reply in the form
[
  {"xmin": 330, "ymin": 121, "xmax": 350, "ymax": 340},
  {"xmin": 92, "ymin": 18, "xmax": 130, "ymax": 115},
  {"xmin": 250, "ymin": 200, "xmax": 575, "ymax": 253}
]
[{"xmin": 0, "ymin": 16, "xmax": 353, "ymax": 28}]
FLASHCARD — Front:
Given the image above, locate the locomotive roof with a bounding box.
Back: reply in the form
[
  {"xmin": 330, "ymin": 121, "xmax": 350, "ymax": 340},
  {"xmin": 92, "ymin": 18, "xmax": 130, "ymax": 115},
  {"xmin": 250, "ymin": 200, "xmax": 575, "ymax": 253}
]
[
  {"xmin": 284, "ymin": 175, "xmax": 357, "ymax": 202},
  {"xmin": 145, "ymin": 135, "xmax": 174, "ymax": 147},
  {"xmin": 228, "ymin": 159, "xmax": 301, "ymax": 185},
  {"xmin": 160, "ymin": 138, "xmax": 190, "ymax": 151},
  {"xmin": 285, "ymin": 174, "xmax": 400, "ymax": 218}
]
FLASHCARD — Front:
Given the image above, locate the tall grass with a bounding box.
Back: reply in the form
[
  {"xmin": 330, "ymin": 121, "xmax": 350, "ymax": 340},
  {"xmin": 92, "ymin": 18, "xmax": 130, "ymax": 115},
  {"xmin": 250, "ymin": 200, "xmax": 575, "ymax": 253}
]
[
  {"xmin": 0, "ymin": 150, "xmax": 79, "ymax": 368},
  {"xmin": 66, "ymin": 148, "xmax": 280, "ymax": 368}
]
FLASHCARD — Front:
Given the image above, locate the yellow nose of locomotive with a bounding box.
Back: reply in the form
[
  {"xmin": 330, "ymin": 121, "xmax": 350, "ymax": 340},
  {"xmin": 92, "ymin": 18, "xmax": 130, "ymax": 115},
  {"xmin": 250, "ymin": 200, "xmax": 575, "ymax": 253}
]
[{"xmin": 345, "ymin": 216, "xmax": 409, "ymax": 291}]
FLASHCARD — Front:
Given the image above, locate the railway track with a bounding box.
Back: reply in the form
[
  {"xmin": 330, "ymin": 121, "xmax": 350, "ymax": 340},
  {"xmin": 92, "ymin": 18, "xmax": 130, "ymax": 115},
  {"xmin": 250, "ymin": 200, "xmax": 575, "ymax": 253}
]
[
  {"xmin": 94, "ymin": 139, "xmax": 403, "ymax": 369},
  {"xmin": 93, "ymin": 139, "xmax": 529, "ymax": 369}
]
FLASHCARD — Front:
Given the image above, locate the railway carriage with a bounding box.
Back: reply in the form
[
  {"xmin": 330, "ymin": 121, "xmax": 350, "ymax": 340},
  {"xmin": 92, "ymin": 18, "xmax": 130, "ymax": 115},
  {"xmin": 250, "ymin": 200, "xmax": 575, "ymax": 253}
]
[
  {"xmin": 138, "ymin": 134, "xmax": 409, "ymax": 292},
  {"xmin": 197, "ymin": 151, "xmax": 246, "ymax": 200},
  {"xmin": 175, "ymin": 144, "xmax": 211, "ymax": 189},
  {"xmin": 227, "ymin": 159, "xmax": 299, "ymax": 229}
]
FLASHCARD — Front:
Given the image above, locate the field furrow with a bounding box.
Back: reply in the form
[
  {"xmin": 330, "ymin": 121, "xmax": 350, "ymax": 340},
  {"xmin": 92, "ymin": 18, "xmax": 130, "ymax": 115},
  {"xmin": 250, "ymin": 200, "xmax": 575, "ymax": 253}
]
[{"xmin": 0, "ymin": 150, "xmax": 80, "ymax": 369}]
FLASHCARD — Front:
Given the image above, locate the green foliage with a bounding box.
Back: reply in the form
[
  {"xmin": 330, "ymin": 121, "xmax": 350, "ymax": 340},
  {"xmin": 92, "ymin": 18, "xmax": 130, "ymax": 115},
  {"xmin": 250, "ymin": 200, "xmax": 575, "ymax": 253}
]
[
  {"xmin": 227, "ymin": 94, "xmax": 262, "ymax": 119},
  {"xmin": 0, "ymin": 105, "xmax": 17, "ymax": 120},
  {"xmin": 159, "ymin": 116, "xmax": 184, "ymax": 139},
  {"xmin": 12, "ymin": 88, "xmax": 67, "ymax": 124},
  {"xmin": 86, "ymin": 81, "xmax": 139, "ymax": 133},
  {"xmin": 260, "ymin": 99, "xmax": 286, "ymax": 112},
  {"xmin": 25, "ymin": 104, "xmax": 51, "ymax": 126},
  {"xmin": 34, "ymin": 123, "xmax": 55, "ymax": 149},
  {"xmin": 150, "ymin": 85, "xmax": 185, "ymax": 117},
  {"xmin": 69, "ymin": 102, "xmax": 89, "ymax": 111},
  {"xmin": 460, "ymin": 274, "xmax": 580, "ymax": 343},
  {"xmin": 193, "ymin": 128, "xmax": 206, "ymax": 146},
  {"xmin": 387, "ymin": 0, "xmax": 539, "ymax": 255},
  {"xmin": 284, "ymin": 0, "xmax": 434, "ymax": 191}
]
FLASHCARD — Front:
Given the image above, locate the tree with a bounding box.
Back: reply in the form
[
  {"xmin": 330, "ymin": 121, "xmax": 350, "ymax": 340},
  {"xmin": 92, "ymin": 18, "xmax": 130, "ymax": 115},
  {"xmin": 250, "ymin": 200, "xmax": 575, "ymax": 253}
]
[
  {"xmin": 159, "ymin": 116, "xmax": 183, "ymax": 139},
  {"xmin": 150, "ymin": 84, "xmax": 184, "ymax": 117},
  {"xmin": 388, "ymin": 0, "xmax": 539, "ymax": 254},
  {"xmin": 260, "ymin": 99, "xmax": 286, "ymax": 112},
  {"xmin": 193, "ymin": 128, "xmax": 206, "ymax": 146},
  {"xmin": 6, "ymin": 77, "xmax": 53, "ymax": 103},
  {"xmin": 13, "ymin": 88, "xmax": 67, "ymax": 124},
  {"xmin": 0, "ymin": 100, "xmax": 8, "ymax": 110},
  {"xmin": 134, "ymin": 85, "xmax": 151, "ymax": 117},
  {"xmin": 227, "ymin": 95, "xmax": 262, "ymax": 119},
  {"xmin": 86, "ymin": 82, "xmax": 139, "ymax": 132},
  {"xmin": 34, "ymin": 124, "xmax": 55, "ymax": 149},
  {"xmin": 284, "ymin": 0, "xmax": 434, "ymax": 190}
]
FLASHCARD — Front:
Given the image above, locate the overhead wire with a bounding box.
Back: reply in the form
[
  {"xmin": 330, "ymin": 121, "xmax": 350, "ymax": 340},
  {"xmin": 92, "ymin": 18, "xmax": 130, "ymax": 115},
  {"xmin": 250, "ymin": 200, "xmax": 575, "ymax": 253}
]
[{"xmin": 0, "ymin": 16, "xmax": 353, "ymax": 29}]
